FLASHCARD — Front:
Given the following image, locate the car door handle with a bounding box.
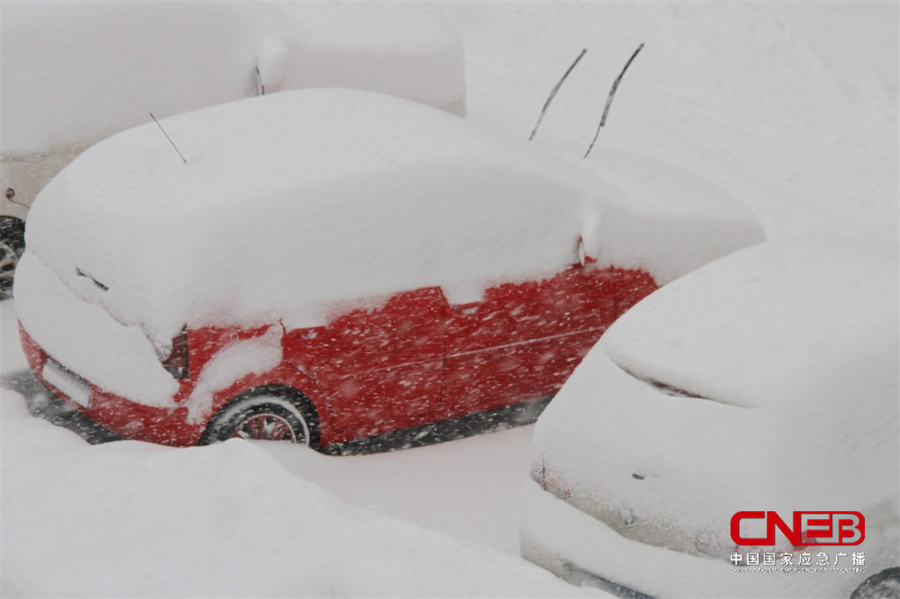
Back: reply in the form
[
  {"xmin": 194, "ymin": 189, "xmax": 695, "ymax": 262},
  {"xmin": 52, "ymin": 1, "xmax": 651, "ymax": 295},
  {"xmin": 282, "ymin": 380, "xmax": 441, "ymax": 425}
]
[
  {"xmin": 299, "ymin": 328, "xmax": 321, "ymax": 340},
  {"xmin": 453, "ymin": 302, "xmax": 481, "ymax": 315}
]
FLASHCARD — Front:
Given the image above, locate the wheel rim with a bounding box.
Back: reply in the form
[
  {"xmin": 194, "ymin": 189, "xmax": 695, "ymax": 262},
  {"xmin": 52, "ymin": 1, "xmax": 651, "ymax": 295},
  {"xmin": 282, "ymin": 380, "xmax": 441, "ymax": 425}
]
[
  {"xmin": 0, "ymin": 241, "xmax": 18, "ymax": 292},
  {"xmin": 233, "ymin": 412, "xmax": 300, "ymax": 442}
]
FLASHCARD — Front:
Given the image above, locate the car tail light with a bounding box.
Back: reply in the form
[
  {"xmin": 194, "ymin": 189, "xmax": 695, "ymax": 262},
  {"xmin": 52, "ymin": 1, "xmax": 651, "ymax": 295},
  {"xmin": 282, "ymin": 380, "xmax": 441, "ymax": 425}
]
[{"xmin": 161, "ymin": 326, "xmax": 190, "ymax": 379}]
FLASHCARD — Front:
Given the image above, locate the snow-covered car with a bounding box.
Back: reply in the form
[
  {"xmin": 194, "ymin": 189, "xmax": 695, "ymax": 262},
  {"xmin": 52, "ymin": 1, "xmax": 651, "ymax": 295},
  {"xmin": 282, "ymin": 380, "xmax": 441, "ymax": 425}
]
[
  {"xmin": 0, "ymin": 1, "xmax": 465, "ymax": 298},
  {"xmin": 16, "ymin": 88, "xmax": 763, "ymax": 452},
  {"xmin": 521, "ymin": 236, "xmax": 899, "ymax": 598}
]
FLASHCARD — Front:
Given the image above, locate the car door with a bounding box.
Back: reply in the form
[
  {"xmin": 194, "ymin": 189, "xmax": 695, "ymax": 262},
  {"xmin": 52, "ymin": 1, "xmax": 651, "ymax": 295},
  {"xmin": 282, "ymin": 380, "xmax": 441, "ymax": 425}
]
[
  {"xmin": 281, "ymin": 287, "xmax": 445, "ymax": 437},
  {"xmin": 443, "ymin": 265, "xmax": 617, "ymax": 413}
]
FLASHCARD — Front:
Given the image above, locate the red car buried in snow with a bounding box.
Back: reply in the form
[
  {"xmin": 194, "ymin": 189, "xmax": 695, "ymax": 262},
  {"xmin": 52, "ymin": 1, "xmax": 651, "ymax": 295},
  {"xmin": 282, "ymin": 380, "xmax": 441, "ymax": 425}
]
[{"xmin": 16, "ymin": 89, "xmax": 763, "ymax": 452}]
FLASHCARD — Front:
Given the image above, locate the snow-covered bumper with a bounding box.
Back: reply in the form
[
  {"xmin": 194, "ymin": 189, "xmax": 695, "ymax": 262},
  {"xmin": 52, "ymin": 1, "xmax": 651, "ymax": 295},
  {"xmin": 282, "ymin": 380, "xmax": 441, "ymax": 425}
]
[
  {"xmin": 19, "ymin": 325, "xmax": 202, "ymax": 446},
  {"xmin": 15, "ymin": 251, "xmax": 201, "ymax": 446},
  {"xmin": 520, "ymin": 478, "xmax": 871, "ymax": 598}
]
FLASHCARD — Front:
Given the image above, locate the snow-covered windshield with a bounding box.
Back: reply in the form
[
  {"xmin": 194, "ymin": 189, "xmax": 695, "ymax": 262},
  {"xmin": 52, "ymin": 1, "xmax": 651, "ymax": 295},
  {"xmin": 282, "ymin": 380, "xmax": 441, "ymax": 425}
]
[{"xmin": 601, "ymin": 236, "xmax": 898, "ymax": 410}]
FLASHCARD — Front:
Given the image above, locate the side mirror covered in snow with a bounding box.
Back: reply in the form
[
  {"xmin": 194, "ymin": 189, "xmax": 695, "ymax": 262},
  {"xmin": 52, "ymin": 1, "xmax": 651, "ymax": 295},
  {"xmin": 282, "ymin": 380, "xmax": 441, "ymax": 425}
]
[
  {"xmin": 578, "ymin": 217, "xmax": 601, "ymax": 266},
  {"xmin": 160, "ymin": 326, "xmax": 190, "ymax": 380}
]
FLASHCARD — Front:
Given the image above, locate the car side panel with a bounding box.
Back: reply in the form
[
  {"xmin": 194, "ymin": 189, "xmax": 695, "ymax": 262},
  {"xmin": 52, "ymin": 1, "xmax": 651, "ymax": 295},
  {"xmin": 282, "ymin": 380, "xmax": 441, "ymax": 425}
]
[
  {"xmin": 22, "ymin": 268, "xmax": 657, "ymax": 449},
  {"xmin": 612, "ymin": 268, "xmax": 658, "ymax": 316},
  {"xmin": 281, "ymin": 287, "xmax": 445, "ymax": 438},
  {"xmin": 443, "ymin": 266, "xmax": 617, "ymax": 411}
]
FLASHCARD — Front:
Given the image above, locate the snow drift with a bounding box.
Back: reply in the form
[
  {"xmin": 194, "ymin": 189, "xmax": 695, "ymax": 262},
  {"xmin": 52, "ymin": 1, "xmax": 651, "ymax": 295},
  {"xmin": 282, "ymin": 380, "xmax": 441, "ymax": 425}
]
[{"xmin": 0, "ymin": 392, "xmax": 604, "ymax": 597}]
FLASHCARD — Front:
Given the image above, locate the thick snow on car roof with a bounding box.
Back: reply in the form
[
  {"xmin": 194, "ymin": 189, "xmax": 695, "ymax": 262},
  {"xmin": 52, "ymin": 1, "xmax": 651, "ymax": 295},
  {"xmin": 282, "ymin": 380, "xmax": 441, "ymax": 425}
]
[
  {"xmin": 0, "ymin": 2, "xmax": 464, "ymax": 156},
  {"xmin": 34, "ymin": 89, "xmax": 549, "ymax": 214},
  {"xmin": 23, "ymin": 88, "xmax": 762, "ymax": 356}
]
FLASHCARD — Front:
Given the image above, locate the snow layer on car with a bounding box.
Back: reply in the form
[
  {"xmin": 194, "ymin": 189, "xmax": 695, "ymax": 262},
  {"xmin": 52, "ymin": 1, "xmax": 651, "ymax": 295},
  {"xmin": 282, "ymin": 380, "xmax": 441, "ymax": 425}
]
[
  {"xmin": 1, "ymin": 2, "xmax": 464, "ymax": 157},
  {"xmin": 602, "ymin": 235, "xmax": 898, "ymax": 411},
  {"xmin": 261, "ymin": 2, "xmax": 465, "ymax": 115},
  {"xmin": 581, "ymin": 146, "xmax": 765, "ymax": 284},
  {"xmin": 520, "ymin": 477, "xmax": 878, "ymax": 599},
  {"xmin": 15, "ymin": 251, "xmax": 179, "ymax": 408},
  {"xmin": 530, "ymin": 236, "xmax": 898, "ymax": 571},
  {"xmin": 22, "ymin": 88, "xmax": 761, "ymax": 359},
  {"xmin": 0, "ymin": 393, "xmax": 604, "ymax": 598}
]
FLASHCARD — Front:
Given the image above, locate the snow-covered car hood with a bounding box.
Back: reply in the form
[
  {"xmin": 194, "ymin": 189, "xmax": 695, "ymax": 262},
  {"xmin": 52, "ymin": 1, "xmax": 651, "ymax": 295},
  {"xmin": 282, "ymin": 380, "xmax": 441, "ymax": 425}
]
[
  {"xmin": 602, "ymin": 235, "xmax": 897, "ymax": 410},
  {"xmin": 532, "ymin": 236, "xmax": 898, "ymax": 558}
]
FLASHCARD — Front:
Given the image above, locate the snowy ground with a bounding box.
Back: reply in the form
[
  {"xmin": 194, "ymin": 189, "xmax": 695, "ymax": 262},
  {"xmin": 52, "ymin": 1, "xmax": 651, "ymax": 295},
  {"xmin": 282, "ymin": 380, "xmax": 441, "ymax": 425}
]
[
  {"xmin": 2, "ymin": 300, "xmax": 604, "ymax": 596},
  {"xmin": 2, "ymin": 2, "xmax": 897, "ymax": 597}
]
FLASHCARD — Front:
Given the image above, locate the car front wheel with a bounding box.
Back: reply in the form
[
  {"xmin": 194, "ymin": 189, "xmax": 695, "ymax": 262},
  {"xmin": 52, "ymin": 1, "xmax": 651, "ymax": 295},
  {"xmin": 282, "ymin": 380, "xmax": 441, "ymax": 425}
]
[
  {"xmin": 849, "ymin": 567, "xmax": 899, "ymax": 599},
  {"xmin": 0, "ymin": 217, "xmax": 25, "ymax": 300},
  {"xmin": 200, "ymin": 389, "xmax": 317, "ymax": 446}
]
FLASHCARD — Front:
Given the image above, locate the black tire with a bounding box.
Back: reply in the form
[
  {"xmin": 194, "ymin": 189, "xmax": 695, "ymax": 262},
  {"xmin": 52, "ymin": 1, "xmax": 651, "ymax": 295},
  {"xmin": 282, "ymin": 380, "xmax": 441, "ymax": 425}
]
[
  {"xmin": 199, "ymin": 385, "xmax": 320, "ymax": 447},
  {"xmin": 0, "ymin": 217, "xmax": 25, "ymax": 300},
  {"xmin": 849, "ymin": 567, "xmax": 900, "ymax": 599}
]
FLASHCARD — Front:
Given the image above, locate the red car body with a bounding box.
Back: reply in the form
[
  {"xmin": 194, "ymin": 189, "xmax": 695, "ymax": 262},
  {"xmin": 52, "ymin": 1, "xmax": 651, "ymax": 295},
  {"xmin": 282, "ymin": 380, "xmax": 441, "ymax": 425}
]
[
  {"xmin": 21, "ymin": 265, "xmax": 656, "ymax": 449},
  {"xmin": 16, "ymin": 89, "xmax": 763, "ymax": 452}
]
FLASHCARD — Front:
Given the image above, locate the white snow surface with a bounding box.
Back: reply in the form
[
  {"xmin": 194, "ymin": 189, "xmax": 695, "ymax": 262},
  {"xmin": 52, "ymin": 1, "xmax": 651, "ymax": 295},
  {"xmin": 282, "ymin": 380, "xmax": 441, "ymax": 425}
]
[
  {"xmin": 0, "ymin": 392, "xmax": 605, "ymax": 598},
  {"xmin": 261, "ymin": 2, "xmax": 466, "ymax": 114},
  {"xmin": 14, "ymin": 251, "xmax": 179, "ymax": 408},
  {"xmin": 444, "ymin": 2, "xmax": 897, "ymax": 242},
  {"xmin": 602, "ymin": 235, "xmax": 898, "ymax": 411},
  {"xmin": 2, "ymin": 3, "xmax": 898, "ymax": 597},
  {"xmin": 580, "ymin": 146, "xmax": 765, "ymax": 283},
  {"xmin": 520, "ymin": 476, "xmax": 886, "ymax": 599},
  {"xmin": 0, "ymin": 1, "xmax": 465, "ymax": 156},
  {"xmin": 527, "ymin": 236, "xmax": 899, "ymax": 595},
  {"xmin": 22, "ymin": 87, "xmax": 761, "ymax": 356}
]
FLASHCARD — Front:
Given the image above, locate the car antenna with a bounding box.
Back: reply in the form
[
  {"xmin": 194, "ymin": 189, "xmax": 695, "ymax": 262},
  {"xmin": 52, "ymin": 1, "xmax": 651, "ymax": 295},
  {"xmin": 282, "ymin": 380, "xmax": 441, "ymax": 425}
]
[
  {"xmin": 255, "ymin": 66, "xmax": 266, "ymax": 96},
  {"xmin": 584, "ymin": 43, "xmax": 644, "ymax": 159},
  {"xmin": 149, "ymin": 112, "xmax": 188, "ymax": 164},
  {"xmin": 5, "ymin": 187, "xmax": 28, "ymax": 209},
  {"xmin": 529, "ymin": 48, "xmax": 588, "ymax": 142}
]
